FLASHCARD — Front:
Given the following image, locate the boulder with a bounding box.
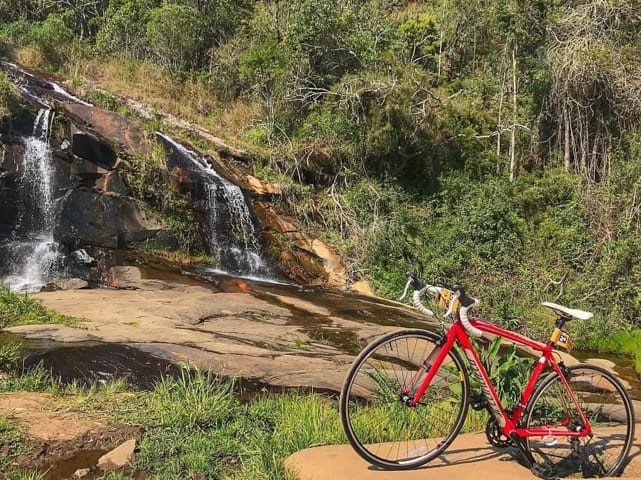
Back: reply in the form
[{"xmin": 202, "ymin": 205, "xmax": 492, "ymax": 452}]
[
  {"xmin": 73, "ymin": 468, "xmax": 90, "ymax": 478},
  {"xmin": 253, "ymin": 201, "xmax": 347, "ymax": 288},
  {"xmin": 95, "ymin": 171, "xmax": 129, "ymax": 196},
  {"xmin": 55, "ymin": 189, "xmax": 165, "ymax": 249},
  {"xmin": 246, "ymin": 174, "xmax": 282, "ymax": 196},
  {"xmin": 97, "ymin": 438, "xmax": 136, "ymax": 471},
  {"xmin": 43, "ymin": 278, "xmax": 89, "ymax": 291},
  {"xmin": 61, "ymin": 103, "xmax": 152, "ymax": 156},
  {"xmin": 70, "ymin": 155, "xmax": 110, "ymax": 180},
  {"xmin": 107, "ymin": 266, "xmax": 142, "ymax": 289}
]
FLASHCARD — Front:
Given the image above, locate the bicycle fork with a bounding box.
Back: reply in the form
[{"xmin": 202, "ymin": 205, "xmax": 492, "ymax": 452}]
[{"xmin": 401, "ymin": 334, "xmax": 453, "ymax": 406}]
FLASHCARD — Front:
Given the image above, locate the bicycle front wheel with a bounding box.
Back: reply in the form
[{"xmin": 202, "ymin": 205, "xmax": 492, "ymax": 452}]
[
  {"xmin": 525, "ymin": 364, "xmax": 635, "ymax": 478},
  {"xmin": 340, "ymin": 329, "xmax": 470, "ymax": 469}
]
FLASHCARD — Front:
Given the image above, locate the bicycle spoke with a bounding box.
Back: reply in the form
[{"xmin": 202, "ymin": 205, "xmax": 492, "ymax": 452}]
[
  {"xmin": 525, "ymin": 364, "xmax": 635, "ymax": 478},
  {"xmin": 340, "ymin": 330, "xmax": 470, "ymax": 469}
]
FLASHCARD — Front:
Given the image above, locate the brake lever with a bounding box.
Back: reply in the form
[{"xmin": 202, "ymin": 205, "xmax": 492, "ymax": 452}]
[{"xmin": 399, "ymin": 278, "xmax": 413, "ymax": 301}]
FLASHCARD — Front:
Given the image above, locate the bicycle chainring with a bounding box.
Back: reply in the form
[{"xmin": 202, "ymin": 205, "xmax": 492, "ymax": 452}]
[{"xmin": 485, "ymin": 417, "xmax": 512, "ymax": 448}]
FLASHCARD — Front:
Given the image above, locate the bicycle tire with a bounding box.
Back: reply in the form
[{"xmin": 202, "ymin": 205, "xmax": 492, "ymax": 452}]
[
  {"xmin": 340, "ymin": 329, "xmax": 470, "ymax": 469},
  {"xmin": 524, "ymin": 363, "xmax": 635, "ymax": 478}
]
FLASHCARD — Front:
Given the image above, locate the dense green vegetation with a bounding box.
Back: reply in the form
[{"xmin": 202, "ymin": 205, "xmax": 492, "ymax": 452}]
[
  {"xmin": 1, "ymin": 1, "xmax": 640, "ymax": 349},
  {"xmin": 0, "ymin": 362, "xmax": 346, "ymax": 479}
]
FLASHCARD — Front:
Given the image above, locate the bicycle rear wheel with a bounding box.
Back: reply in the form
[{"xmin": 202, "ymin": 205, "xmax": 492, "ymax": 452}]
[
  {"xmin": 340, "ymin": 329, "xmax": 470, "ymax": 469},
  {"xmin": 525, "ymin": 364, "xmax": 635, "ymax": 478}
]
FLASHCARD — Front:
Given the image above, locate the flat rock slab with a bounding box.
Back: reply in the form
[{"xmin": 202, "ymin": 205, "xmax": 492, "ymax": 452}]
[
  {"xmin": 8, "ymin": 279, "xmax": 426, "ymax": 390},
  {"xmin": 285, "ymin": 431, "xmax": 641, "ymax": 480}
]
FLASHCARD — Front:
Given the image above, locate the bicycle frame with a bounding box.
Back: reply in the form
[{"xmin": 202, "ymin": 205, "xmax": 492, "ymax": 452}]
[{"xmin": 406, "ymin": 317, "xmax": 593, "ymax": 441}]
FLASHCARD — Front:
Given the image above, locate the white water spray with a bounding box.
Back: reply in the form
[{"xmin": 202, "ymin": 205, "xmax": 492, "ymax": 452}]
[
  {"xmin": 3, "ymin": 108, "xmax": 60, "ymax": 292},
  {"xmin": 157, "ymin": 133, "xmax": 271, "ymax": 277}
]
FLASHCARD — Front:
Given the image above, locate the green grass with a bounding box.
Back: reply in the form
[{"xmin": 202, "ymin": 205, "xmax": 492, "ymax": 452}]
[
  {"xmin": 0, "ymin": 364, "xmax": 61, "ymax": 394},
  {"xmin": 0, "ymin": 284, "xmax": 77, "ymax": 329},
  {"xmin": 0, "ymin": 364, "xmax": 486, "ymax": 479},
  {"xmin": 0, "ymin": 342, "xmax": 21, "ymax": 370},
  {"xmin": 0, "ymin": 415, "xmax": 29, "ymax": 471},
  {"xmin": 585, "ymin": 329, "xmax": 641, "ymax": 374},
  {"xmin": 104, "ymin": 366, "xmax": 345, "ymax": 479}
]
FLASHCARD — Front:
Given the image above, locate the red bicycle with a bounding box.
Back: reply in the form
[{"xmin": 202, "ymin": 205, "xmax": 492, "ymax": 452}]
[{"xmin": 340, "ymin": 273, "xmax": 635, "ymax": 479}]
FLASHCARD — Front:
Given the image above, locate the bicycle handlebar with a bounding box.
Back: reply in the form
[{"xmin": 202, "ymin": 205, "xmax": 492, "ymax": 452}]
[{"xmin": 401, "ymin": 273, "xmax": 483, "ymax": 337}]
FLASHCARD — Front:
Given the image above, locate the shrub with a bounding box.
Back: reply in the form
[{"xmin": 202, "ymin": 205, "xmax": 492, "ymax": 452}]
[
  {"xmin": 29, "ymin": 14, "xmax": 75, "ymax": 69},
  {"xmin": 0, "ymin": 72, "xmax": 19, "ymax": 119}
]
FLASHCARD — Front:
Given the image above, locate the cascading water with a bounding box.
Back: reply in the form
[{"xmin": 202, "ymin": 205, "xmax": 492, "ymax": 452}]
[
  {"xmin": 3, "ymin": 108, "xmax": 60, "ymax": 292},
  {"xmin": 157, "ymin": 133, "xmax": 272, "ymax": 278}
]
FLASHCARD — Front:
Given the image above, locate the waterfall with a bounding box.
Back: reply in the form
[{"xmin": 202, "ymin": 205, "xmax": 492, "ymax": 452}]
[
  {"xmin": 157, "ymin": 133, "xmax": 272, "ymax": 278},
  {"xmin": 3, "ymin": 108, "xmax": 60, "ymax": 292}
]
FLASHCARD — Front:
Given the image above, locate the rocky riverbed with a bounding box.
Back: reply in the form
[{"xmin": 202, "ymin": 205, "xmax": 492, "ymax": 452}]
[{"xmin": 7, "ymin": 266, "xmax": 433, "ymax": 393}]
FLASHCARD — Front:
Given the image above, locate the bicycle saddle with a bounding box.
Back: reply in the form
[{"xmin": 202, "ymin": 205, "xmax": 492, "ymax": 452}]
[{"xmin": 542, "ymin": 302, "xmax": 593, "ymax": 321}]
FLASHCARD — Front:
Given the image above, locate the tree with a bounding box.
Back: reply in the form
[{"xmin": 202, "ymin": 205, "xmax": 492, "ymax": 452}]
[
  {"xmin": 43, "ymin": 0, "xmax": 108, "ymax": 39},
  {"xmin": 145, "ymin": 3, "xmax": 206, "ymax": 73},
  {"xmin": 0, "ymin": 0, "xmax": 45, "ymax": 24},
  {"xmin": 546, "ymin": 0, "xmax": 641, "ymax": 182},
  {"xmin": 95, "ymin": 0, "xmax": 158, "ymax": 58}
]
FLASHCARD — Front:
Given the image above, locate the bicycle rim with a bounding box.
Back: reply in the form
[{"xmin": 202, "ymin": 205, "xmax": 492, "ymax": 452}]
[
  {"xmin": 340, "ymin": 329, "xmax": 470, "ymax": 469},
  {"xmin": 525, "ymin": 364, "xmax": 635, "ymax": 478}
]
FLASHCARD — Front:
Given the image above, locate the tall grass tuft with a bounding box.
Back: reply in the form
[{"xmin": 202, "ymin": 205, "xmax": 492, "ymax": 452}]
[
  {"xmin": 0, "ymin": 284, "xmax": 76, "ymax": 329},
  {"xmin": 129, "ymin": 366, "xmax": 245, "ymax": 478},
  {"xmin": 237, "ymin": 393, "xmax": 345, "ymax": 480},
  {"xmin": 123, "ymin": 365, "xmax": 345, "ymax": 479},
  {"xmin": 0, "ymin": 342, "xmax": 21, "ymax": 371},
  {"xmin": 135, "ymin": 366, "xmax": 239, "ymax": 431},
  {"xmin": 0, "ymin": 364, "xmax": 60, "ymax": 394}
]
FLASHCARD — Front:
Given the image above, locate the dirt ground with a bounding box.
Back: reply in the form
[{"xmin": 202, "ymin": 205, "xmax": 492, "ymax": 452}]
[{"xmin": 0, "ymin": 392, "xmax": 141, "ymax": 479}]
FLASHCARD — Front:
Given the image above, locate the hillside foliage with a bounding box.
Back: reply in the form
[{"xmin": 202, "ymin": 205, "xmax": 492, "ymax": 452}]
[{"xmin": 1, "ymin": 0, "xmax": 641, "ymax": 344}]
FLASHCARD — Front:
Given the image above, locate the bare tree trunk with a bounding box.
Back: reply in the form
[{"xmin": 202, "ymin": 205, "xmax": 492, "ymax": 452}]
[
  {"xmin": 509, "ymin": 47, "xmax": 517, "ymax": 182},
  {"xmin": 437, "ymin": 31, "xmax": 443, "ymax": 82},
  {"xmin": 564, "ymin": 105, "xmax": 570, "ymax": 171},
  {"xmin": 496, "ymin": 48, "xmax": 507, "ymax": 174}
]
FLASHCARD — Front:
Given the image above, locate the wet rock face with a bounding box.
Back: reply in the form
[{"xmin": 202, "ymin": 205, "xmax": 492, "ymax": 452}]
[
  {"xmin": 253, "ymin": 201, "xmax": 347, "ymax": 287},
  {"xmin": 3, "ymin": 63, "xmax": 348, "ymax": 287},
  {"xmin": 0, "ymin": 139, "xmax": 23, "ymax": 237}
]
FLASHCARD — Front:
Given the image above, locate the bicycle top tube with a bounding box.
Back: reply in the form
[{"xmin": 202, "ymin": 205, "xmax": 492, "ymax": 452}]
[{"xmin": 466, "ymin": 318, "xmax": 549, "ymax": 353}]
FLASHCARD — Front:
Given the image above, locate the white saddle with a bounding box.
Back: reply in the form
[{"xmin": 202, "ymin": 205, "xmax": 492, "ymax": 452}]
[{"xmin": 542, "ymin": 302, "xmax": 593, "ymax": 321}]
